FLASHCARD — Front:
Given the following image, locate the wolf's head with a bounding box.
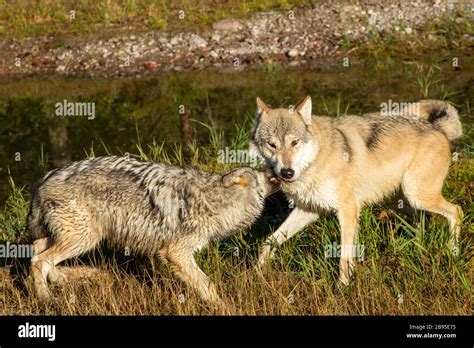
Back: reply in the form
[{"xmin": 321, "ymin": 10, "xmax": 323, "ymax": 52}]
[
  {"xmin": 222, "ymin": 167, "xmax": 280, "ymax": 198},
  {"xmin": 249, "ymin": 96, "xmax": 317, "ymax": 182}
]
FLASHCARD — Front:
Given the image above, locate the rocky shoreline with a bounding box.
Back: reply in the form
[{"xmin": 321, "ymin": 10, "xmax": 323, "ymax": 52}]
[{"xmin": 0, "ymin": 0, "xmax": 472, "ymax": 79}]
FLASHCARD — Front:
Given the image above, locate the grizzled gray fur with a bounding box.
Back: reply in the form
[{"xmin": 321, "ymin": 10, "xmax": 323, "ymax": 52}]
[{"xmin": 28, "ymin": 156, "xmax": 279, "ymax": 307}]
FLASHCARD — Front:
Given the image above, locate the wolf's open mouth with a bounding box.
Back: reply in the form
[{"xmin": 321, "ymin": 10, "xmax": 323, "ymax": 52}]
[
  {"xmin": 278, "ymin": 176, "xmax": 296, "ymax": 183},
  {"xmin": 263, "ymin": 167, "xmax": 280, "ymax": 184},
  {"xmin": 268, "ymin": 176, "xmax": 280, "ymax": 184}
]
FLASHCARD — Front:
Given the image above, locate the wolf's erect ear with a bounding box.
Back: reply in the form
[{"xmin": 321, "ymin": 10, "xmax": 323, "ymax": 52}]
[
  {"xmin": 296, "ymin": 96, "xmax": 312, "ymax": 125},
  {"xmin": 253, "ymin": 97, "xmax": 270, "ymax": 137},
  {"xmin": 222, "ymin": 168, "xmax": 255, "ymax": 188},
  {"xmin": 256, "ymin": 97, "xmax": 270, "ymax": 115}
]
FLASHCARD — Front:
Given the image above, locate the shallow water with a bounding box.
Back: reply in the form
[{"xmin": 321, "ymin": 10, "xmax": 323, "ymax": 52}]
[{"xmin": 0, "ymin": 57, "xmax": 473, "ymax": 205}]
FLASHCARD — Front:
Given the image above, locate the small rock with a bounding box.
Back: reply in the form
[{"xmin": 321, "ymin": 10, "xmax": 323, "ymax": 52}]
[
  {"xmin": 211, "ymin": 34, "xmax": 221, "ymax": 42},
  {"xmin": 148, "ymin": 39, "xmax": 155, "ymax": 46},
  {"xmin": 275, "ymin": 53, "xmax": 286, "ymax": 62},
  {"xmin": 42, "ymin": 56, "xmax": 55, "ymax": 65},
  {"xmin": 143, "ymin": 61, "xmax": 158, "ymax": 70},
  {"xmin": 189, "ymin": 34, "xmax": 207, "ymax": 49},
  {"xmin": 212, "ymin": 18, "xmax": 244, "ymax": 32},
  {"xmin": 342, "ymin": 5, "xmax": 353, "ymax": 12},
  {"xmin": 56, "ymin": 65, "xmax": 66, "ymax": 72},
  {"xmin": 405, "ymin": 27, "xmax": 413, "ymax": 35},
  {"xmin": 368, "ymin": 14, "xmax": 378, "ymax": 26},
  {"xmin": 170, "ymin": 37, "xmax": 180, "ymax": 45},
  {"xmin": 287, "ymin": 48, "xmax": 298, "ymax": 58},
  {"xmin": 250, "ymin": 27, "xmax": 262, "ymax": 37},
  {"xmin": 463, "ymin": 34, "xmax": 474, "ymax": 42},
  {"xmin": 210, "ymin": 50, "xmax": 219, "ymax": 59},
  {"xmin": 129, "ymin": 35, "xmax": 137, "ymax": 40}
]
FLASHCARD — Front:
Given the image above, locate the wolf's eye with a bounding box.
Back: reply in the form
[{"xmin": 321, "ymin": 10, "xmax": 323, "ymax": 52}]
[
  {"xmin": 268, "ymin": 142, "xmax": 277, "ymax": 149},
  {"xmin": 291, "ymin": 139, "xmax": 299, "ymax": 147}
]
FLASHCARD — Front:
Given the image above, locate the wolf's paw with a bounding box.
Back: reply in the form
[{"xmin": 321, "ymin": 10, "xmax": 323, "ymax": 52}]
[
  {"xmin": 255, "ymin": 246, "xmax": 275, "ymax": 271},
  {"xmin": 337, "ymin": 272, "xmax": 352, "ymax": 287},
  {"xmin": 36, "ymin": 287, "xmax": 53, "ymax": 303},
  {"xmin": 48, "ymin": 268, "xmax": 69, "ymax": 285}
]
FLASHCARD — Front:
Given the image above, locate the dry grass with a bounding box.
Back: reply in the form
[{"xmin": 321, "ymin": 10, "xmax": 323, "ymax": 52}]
[
  {"xmin": 0, "ymin": 84, "xmax": 472, "ymax": 315},
  {"xmin": 1, "ymin": 232, "xmax": 471, "ymax": 315},
  {"xmin": 0, "ymin": 151, "xmax": 472, "ymax": 315}
]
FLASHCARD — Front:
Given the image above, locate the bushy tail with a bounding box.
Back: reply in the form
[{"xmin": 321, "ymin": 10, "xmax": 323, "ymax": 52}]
[{"xmin": 417, "ymin": 100, "xmax": 463, "ymax": 141}]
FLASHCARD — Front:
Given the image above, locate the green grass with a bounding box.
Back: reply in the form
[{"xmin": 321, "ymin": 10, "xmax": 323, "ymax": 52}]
[
  {"xmin": 0, "ymin": 99, "xmax": 472, "ymax": 315},
  {"xmin": 0, "ymin": 0, "xmax": 306, "ymax": 38},
  {"xmin": 356, "ymin": 11, "xmax": 473, "ymax": 72},
  {"xmin": 0, "ymin": 0, "xmax": 471, "ymax": 316}
]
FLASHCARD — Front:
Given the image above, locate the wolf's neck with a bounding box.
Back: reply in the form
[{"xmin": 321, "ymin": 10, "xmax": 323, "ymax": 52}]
[{"xmin": 310, "ymin": 117, "xmax": 336, "ymax": 167}]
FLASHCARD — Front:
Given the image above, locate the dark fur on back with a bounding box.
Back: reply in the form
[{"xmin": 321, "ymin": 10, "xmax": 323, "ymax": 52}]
[
  {"xmin": 29, "ymin": 156, "xmax": 279, "ymax": 305},
  {"xmin": 28, "ymin": 156, "xmax": 275, "ymax": 253}
]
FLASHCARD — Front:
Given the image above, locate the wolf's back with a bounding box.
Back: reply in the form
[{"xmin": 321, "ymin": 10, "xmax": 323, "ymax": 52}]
[{"xmin": 417, "ymin": 100, "xmax": 462, "ymax": 141}]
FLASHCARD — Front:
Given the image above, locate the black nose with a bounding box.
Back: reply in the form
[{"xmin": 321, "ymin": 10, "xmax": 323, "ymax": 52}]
[{"xmin": 280, "ymin": 168, "xmax": 295, "ymax": 179}]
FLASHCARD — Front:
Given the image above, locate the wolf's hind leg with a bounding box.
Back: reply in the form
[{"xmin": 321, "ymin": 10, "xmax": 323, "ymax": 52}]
[
  {"xmin": 404, "ymin": 194, "xmax": 461, "ymax": 254},
  {"xmin": 33, "ymin": 237, "xmax": 51, "ymax": 255},
  {"xmin": 31, "ymin": 217, "xmax": 102, "ymax": 301},
  {"xmin": 402, "ymin": 168, "xmax": 462, "ymax": 255},
  {"xmin": 32, "ymin": 237, "xmax": 66, "ymax": 283}
]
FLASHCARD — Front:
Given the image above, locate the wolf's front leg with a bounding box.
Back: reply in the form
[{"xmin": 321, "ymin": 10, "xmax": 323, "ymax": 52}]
[
  {"xmin": 257, "ymin": 207, "xmax": 318, "ymax": 269},
  {"xmin": 337, "ymin": 204, "xmax": 360, "ymax": 285},
  {"xmin": 166, "ymin": 245, "xmax": 226, "ymax": 310}
]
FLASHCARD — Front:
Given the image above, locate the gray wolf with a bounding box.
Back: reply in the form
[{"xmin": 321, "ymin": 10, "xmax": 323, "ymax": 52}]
[
  {"xmin": 250, "ymin": 97, "xmax": 463, "ymax": 284},
  {"xmin": 28, "ymin": 156, "xmax": 279, "ymax": 306}
]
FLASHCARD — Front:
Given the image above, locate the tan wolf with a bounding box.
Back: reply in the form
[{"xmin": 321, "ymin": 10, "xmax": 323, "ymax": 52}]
[
  {"xmin": 28, "ymin": 156, "xmax": 279, "ymax": 307},
  {"xmin": 250, "ymin": 97, "xmax": 463, "ymax": 284}
]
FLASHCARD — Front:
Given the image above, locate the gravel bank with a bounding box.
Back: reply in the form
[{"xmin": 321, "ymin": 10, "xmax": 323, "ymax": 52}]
[{"xmin": 0, "ymin": 0, "xmax": 472, "ymax": 78}]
